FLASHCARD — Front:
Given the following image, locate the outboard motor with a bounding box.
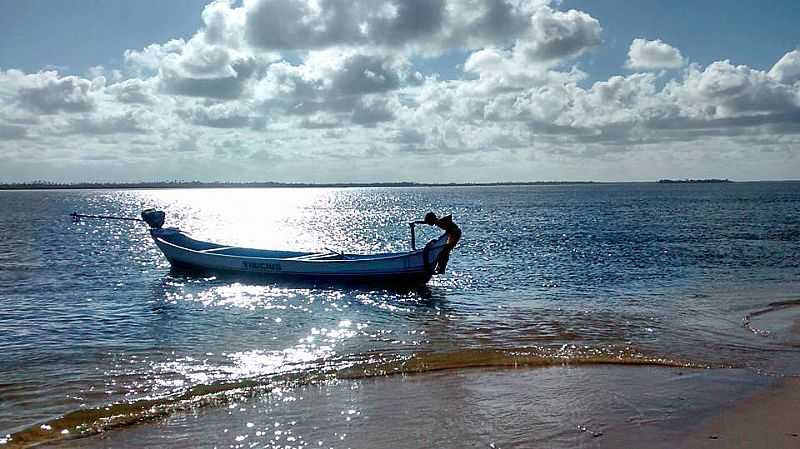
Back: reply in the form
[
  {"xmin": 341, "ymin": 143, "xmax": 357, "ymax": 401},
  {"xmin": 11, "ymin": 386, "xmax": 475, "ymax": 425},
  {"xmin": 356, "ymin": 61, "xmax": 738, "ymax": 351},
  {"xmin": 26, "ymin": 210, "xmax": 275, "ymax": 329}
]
[{"xmin": 141, "ymin": 209, "xmax": 166, "ymax": 229}]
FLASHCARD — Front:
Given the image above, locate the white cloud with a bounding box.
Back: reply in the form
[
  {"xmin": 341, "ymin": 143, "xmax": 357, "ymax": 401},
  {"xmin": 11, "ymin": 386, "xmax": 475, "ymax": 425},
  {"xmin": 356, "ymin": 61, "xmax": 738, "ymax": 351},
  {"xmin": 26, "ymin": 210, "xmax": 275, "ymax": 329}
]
[
  {"xmin": 0, "ymin": 70, "xmax": 95, "ymax": 114},
  {"xmin": 1, "ymin": 2, "xmax": 799, "ymax": 183},
  {"xmin": 106, "ymin": 78, "xmax": 158, "ymax": 104},
  {"xmin": 666, "ymin": 59, "xmax": 799, "ymax": 117},
  {"xmin": 63, "ymin": 110, "xmax": 151, "ymax": 135},
  {"xmin": 241, "ymin": 0, "xmax": 555, "ymax": 54},
  {"xmin": 124, "ymin": 39, "xmax": 186, "ymax": 73},
  {"xmin": 626, "ymin": 38, "xmax": 685, "ymax": 70},
  {"xmin": 517, "ymin": 7, "xmax": 602, "ymax": 63},
  {"xmin": 769, "ymin": 49, "xmax": 800, "ymax": 84},
  {"xmin": 178, "ymin": 101, "xmax": 257, "ymax": 128}
]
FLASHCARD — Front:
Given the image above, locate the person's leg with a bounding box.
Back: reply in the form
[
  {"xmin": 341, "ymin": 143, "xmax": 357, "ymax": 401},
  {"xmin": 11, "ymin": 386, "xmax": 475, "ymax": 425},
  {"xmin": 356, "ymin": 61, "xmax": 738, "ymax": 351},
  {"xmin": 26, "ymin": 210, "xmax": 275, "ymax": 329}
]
[{"xmin": 435, "ymin": 246, "xmax": 452, "ymax": 274}]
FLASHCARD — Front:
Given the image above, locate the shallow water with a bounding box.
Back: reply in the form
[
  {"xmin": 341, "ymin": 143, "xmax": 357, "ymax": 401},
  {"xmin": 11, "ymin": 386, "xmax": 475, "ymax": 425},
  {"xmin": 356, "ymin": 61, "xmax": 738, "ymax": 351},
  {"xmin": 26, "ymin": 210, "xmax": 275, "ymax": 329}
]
[
  {"xmin": 45, "ymin": 366, "xmax": 775, "ymax": 449},
  {"xmin": 1, "ymin": 183, "xmax": 799, "ymax": 447}
]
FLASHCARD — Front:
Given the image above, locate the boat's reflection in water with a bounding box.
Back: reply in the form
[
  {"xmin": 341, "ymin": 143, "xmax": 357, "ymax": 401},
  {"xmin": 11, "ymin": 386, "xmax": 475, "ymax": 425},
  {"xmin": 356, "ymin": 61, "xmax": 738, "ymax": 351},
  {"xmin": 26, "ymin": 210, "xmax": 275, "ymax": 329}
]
[{"xmin": 162, "ymin": 266, "xmax": 445, "ymax": 302}]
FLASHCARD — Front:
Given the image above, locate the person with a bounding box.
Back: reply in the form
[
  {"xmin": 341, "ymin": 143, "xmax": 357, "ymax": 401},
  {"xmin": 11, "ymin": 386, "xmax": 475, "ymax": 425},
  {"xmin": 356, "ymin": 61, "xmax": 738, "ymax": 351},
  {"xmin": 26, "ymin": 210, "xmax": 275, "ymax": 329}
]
[{"xmin": 416, "ymin": 212, "xmax": 461, "ymax": 274}]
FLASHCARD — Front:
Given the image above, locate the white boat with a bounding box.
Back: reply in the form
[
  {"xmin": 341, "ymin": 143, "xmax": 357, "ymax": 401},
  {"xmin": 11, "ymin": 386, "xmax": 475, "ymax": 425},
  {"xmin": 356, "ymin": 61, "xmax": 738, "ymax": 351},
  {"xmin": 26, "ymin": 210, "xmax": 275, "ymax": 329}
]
[{"xmin": 143, "ymin": 210, "xmax": 453, "ymax": 285}]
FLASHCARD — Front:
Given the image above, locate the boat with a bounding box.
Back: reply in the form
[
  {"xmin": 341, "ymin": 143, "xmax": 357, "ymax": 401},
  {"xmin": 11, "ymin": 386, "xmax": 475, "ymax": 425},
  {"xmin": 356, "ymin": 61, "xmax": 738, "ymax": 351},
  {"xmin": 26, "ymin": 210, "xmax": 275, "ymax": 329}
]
[{"xmin": 140, "ymin": 209, "xmax": 454, "ymax": 285}]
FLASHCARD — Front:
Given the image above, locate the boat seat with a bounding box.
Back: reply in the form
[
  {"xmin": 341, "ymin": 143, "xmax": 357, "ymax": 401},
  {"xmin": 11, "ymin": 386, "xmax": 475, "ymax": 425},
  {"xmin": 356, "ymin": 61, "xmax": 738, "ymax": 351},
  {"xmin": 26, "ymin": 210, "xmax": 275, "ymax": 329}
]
[
  {"xmin": 199, "ymin": 246, "xmax": 236, "ymax": 253},
  {"xmin": 287, "ymin": 252, "xmax": 346, "ymax": 261}
]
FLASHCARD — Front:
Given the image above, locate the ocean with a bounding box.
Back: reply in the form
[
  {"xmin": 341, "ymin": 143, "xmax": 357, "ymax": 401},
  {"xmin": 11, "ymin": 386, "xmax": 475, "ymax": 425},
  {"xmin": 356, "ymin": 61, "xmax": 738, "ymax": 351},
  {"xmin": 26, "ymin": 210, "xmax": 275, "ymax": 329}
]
[{"xmin": 1, "ymin": 183, "xmax": 799, "ymax": 448}]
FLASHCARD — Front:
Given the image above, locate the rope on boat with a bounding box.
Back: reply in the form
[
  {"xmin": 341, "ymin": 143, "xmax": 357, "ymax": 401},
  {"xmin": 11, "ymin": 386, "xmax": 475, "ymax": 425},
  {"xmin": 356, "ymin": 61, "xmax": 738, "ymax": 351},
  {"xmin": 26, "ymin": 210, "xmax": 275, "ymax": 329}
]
[{"xmin": 70, "ymin": 212, "xmax": 145, "ymax": 223}]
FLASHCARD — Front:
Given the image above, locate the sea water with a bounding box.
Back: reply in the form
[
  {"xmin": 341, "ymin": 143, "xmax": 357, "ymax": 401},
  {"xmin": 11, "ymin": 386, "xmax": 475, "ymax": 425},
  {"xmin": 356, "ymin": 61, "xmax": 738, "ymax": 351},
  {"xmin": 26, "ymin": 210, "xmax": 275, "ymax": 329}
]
[{"xmin": 1, "ymin": 183, "xmax": 799, "ymax": 448}]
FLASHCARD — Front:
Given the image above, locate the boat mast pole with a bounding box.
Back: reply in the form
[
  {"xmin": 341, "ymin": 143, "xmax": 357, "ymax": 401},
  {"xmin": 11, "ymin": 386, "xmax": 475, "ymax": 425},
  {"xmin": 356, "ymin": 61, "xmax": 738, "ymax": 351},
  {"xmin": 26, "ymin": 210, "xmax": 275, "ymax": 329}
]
[{"xmin": 409, "ymin": 222, "xmax": 416, "ymax": 250}]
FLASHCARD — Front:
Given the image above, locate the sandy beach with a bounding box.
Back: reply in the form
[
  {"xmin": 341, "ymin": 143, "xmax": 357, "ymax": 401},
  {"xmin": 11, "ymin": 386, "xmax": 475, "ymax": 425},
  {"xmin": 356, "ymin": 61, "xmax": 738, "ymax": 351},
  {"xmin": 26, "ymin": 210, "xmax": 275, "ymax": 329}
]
[{"xmin": 679, "ymin": 377, "xmax": 800, "ymax": 449}]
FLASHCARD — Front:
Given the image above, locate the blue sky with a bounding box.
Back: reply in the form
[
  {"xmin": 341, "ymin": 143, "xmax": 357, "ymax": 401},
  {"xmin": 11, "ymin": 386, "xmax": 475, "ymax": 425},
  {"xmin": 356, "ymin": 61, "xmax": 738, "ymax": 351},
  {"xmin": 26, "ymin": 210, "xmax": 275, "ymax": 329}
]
[
  {"xmin": 567, "ymin": 1, "xmax": 799, "ymax": 71},
  {"xmin": 1, "ymin": 0, "xmax": 799, "ymax": 182},
  {"xmin": 4, "ymin": 0, "xmax": 797, "ymax": 78}
]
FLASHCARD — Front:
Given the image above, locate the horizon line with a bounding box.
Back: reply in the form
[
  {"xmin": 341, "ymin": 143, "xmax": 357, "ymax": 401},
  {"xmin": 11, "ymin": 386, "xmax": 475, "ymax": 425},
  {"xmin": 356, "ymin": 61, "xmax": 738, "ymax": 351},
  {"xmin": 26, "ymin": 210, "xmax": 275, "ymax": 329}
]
[{"xmin": 1, "ymin": 178, "xmax": 794, "ymax": 190}]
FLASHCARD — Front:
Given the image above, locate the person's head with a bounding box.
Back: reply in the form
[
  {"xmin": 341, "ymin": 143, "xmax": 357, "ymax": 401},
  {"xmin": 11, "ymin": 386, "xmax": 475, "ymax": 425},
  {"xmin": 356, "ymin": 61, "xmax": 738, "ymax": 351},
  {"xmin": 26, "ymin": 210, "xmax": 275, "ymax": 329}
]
[{"xmin": 424, "ymin": 212, "xmax": 438, "ymax": 225}]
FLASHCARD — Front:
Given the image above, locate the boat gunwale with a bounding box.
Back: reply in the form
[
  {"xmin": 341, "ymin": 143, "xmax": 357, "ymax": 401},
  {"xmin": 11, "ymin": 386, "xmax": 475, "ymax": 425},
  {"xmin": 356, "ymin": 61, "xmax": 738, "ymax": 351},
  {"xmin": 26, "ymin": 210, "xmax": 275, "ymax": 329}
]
[{"xmin": 152, "ymin": 232, "xmax": 447, "ymax": 264}]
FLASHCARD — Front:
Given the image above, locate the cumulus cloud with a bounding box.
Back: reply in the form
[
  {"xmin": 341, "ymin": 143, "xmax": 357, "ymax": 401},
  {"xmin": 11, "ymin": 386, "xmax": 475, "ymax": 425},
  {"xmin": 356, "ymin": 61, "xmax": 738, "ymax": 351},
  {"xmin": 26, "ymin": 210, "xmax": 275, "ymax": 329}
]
[
  {"xmin": 178, "ymin": 102, "xmax": 256, "ymax": 128},
  {"xmin": 157, "ymin": 42, "xmax": 261, "ymax": 99},
  {"xmin": 626, "ymin": 38, "xmax": 685, "ymax": 70},
  {"xmin": 124, "ymin": 39, "xmax": 186, "ymax": 73},
  {"xmin": 243, "ymin": 0, "xmax": 438, "ymax": 50},
  {"xmin": 350, "ymin": 96, "xmax": 396, "ymax": 126},
  {"xmin": 2, "ymin": 0, "xmax": 799, "ymax": 183},
  {"xmin": 666, "ymin": 60, "xmax": 799, "ymax": 117},
  {"xmin": 254, "ymin": 49, "xmax": 412, "ymax": 127},
  {"xmin": 1, "ymin": 70, "xmax": 95, "ymax": 114},
  {"xmin": 200, "ymin": 0, "xmax": 247, "ymax": 48},
  {"xmin": 242, "ymin": 0, "xmax": 553, "ymax": 54},
  {"xmin": 106, "ymin": 78, "xmax": 158, "ymax": 104},
  {"xmin": 328, "ymin": 54, "xmax": 403, "ymax": 95},
  {"xmin": 517, "ymin": 7, "xmax": 602, "ymax": 63},
  {"xmin": 769, "ymin": 49, "xmax": 800, "ymax": 84},
  {"xmin": 63, "ymin": 110, "xmax": 153, "ymax": 135},
  {"xmin": 124, "ymin": 30, "xmax": 270, "ymax": 101}
]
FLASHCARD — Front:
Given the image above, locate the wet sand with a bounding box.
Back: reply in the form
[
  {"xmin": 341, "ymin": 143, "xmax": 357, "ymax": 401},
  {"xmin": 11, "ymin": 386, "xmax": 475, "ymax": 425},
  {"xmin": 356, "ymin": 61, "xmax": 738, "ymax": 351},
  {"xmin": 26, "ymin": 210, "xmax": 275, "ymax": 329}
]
[
  {"xmin": 45, "ymin": 365, "xmax": 776, "ymax": 449},
  {"xmin": 680, "ymin": 377, "xmax": 800, "ymax": 449},
  {"xmin": 681, "ymin": 305, "xmax": 800, "ymax": 448},
  {"xmin": 680, "ymin": 310, "xmax": 800, "ymax": 449}
]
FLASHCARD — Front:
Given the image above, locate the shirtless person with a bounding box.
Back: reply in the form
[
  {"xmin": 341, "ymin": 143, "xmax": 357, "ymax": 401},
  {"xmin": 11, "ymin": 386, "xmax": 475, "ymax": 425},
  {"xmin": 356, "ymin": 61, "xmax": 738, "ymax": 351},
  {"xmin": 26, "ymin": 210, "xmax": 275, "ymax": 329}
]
[{"xmin": 417, "ymin": 212, "xmax": 461, "ymax": 274}]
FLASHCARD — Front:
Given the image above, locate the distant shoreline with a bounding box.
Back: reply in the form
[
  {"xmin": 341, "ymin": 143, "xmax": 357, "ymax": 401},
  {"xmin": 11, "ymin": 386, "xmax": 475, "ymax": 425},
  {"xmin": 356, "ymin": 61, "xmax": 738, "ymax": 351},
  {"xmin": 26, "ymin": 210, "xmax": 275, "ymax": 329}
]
[
  {"xmin": 0, "ymin": 181, "xmax": 604, "ymax": 190},
  {"xmin": 657, "ymin": 178, "xmax": 733, "ymax": 184},
  {"xmin": 3, "ymin": 179, "xmax": 798, "ymax": 190}
]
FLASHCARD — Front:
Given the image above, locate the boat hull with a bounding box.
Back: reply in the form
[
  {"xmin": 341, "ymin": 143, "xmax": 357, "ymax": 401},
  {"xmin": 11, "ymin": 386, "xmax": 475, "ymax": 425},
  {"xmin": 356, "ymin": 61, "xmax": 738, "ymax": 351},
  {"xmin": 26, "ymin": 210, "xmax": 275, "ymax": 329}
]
[{"xmin": 150, "ymin": 228, "xmax": 449, "ymax": 285}]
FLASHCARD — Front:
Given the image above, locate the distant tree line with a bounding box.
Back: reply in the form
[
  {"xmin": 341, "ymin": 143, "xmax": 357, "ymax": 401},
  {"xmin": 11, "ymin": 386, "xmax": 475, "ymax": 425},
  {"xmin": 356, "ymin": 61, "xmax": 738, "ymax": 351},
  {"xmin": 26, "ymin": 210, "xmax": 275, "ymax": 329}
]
[
  {"xmin": 657, "ymin": 179, "xmax": 733, "ymax": 184},
  {"xmin": 0, "ymin": 180, "xmax": 599, "ymax": 190}
]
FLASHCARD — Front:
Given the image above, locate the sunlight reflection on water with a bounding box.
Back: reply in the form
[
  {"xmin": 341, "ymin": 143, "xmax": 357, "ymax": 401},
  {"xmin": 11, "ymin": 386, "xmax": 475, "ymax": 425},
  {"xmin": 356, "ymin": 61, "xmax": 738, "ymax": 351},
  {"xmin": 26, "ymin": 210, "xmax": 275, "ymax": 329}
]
[{"xmin": 2, "ymin": 184, "xmax": 800, "ymax": 448}]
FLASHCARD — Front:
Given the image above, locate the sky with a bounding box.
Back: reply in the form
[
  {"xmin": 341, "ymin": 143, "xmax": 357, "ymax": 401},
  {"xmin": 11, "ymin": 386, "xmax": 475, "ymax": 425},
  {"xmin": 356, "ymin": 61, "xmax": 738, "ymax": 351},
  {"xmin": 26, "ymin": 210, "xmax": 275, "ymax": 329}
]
[{"xmin": 1, "ymin": 0, "xmax": 799, "ymax": 183}]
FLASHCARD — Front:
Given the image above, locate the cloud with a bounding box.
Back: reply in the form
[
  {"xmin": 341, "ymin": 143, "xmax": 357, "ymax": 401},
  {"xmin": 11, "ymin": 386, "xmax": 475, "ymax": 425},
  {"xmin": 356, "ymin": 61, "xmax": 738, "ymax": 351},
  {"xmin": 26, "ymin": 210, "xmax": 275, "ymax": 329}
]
[
  {"xmin": 328, "ymin": 53, "xmax": 403, "ymax": 95},
  {"xmin": 391, "ymin": 128, "xmax": 427, "ymax": 144},
  {"xmin": 106, "ymin": 78, "xmax": 158, "ymax": 104},
  {"xmin": 242, "ymin": 0, "xmax": 553, "ymax": 54},
  {"xmin": 124, "ymin": 39, "xmax": 186, "ymax": 73},
  {"xmin": 178, "ymin": 102, "xmax": 255, "ymax": 128},
  {"xmin": 1, "ymin": 70, "xmax": 95, "ymax": 114},
  {"xmin": 2, "ymin": 1, "xmax": 800, "ymax": 183},
  {"xmin": 157, "ymin": 43, "xmax": 260, "ymax": 100},
  {"xmin": 350, "ymin": 96, "xmax": 396, "ymax": 126},
  {"xmin": 64, "ymin": 110, "xmax": 151, "ymax": 135},
  {"xmin": 254, "ymin": 49, "xmax": 412, "ymax": 128},
  {"xmin": 517, "ymin": 7, "xmax": 602, "ymax": 63},
  {"xmin": 667, "ymin": 60, "xmax": 799, "ymax": 117},
  {"xmin": 173, "ymin": 134, "xmax": 198, "ymax": 152},
  {"xmin": 124, "ymin": 30, "xmax": 271, "ymax": 101},
  {"xmin": 626, "ymin": 38, "xmax": 685, "ymax": 70},
  {"xmin": 0, "ymin": 123, "xmax": 28, "ymax": 140},
  {"xmin": 200, "ymin": 0, "xmax": 247, "ymax": 49},
  {"xmin": 299, "ymin": 114, "xmax": 342, "ymax": 129},
  {"xmin": 769, "ymin": 49, "xmax": 800, "ymax": 84},
  {"xmin": 250, "ymin": 149, "xmax": 282, "ymax": 161}
]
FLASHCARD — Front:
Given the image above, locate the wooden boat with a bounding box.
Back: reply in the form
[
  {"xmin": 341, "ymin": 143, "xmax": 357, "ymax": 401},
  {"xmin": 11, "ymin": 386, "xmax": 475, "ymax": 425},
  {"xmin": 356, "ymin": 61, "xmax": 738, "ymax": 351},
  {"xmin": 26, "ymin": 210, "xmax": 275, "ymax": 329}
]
[{"xmin": 144, "ymin": 211, "xmax": 453, "ymax": 285}]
